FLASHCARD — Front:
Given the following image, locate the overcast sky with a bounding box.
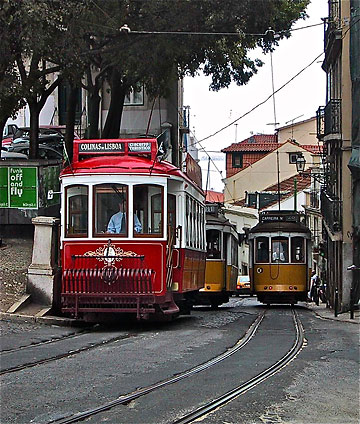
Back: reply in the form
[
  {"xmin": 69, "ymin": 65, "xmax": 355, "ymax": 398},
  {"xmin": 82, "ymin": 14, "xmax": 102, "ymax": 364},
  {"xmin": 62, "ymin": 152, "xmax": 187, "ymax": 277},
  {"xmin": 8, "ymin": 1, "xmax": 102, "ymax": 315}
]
[{"xmin": 184, "ymin": 0, "xmax": 328, "ymax": 192}]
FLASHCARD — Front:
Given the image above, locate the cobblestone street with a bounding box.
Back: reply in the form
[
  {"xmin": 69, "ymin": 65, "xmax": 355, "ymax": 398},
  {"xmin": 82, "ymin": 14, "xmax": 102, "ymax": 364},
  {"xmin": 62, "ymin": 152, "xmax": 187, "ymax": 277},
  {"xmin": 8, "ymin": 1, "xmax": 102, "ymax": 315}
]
[{"xmin": 0, "ymin": 238, "xmax": 33, "ymax": 312}]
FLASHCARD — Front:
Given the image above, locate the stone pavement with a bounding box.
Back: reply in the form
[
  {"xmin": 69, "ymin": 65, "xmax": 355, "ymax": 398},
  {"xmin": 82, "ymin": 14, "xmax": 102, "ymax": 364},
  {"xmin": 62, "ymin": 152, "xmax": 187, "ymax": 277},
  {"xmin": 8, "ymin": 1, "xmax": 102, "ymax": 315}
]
[{"xmin": 304, "ymin": 300, "xmax": 360, "ymax": 324}]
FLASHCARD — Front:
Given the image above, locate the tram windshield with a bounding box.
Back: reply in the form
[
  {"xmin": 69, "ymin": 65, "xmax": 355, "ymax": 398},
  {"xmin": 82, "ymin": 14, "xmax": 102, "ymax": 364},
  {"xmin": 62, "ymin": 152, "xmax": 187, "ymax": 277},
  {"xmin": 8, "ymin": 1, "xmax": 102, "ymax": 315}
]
[
  {"xmin": 255, "ymin": 237, "xmax": 269, "ymax": 263},
  {"xmin": 291, "ymin": 237, "xmax": 305, "ymax": 263},
  {"xmin": 94, "ymin": 184, "xmax": 128, "ymax": 236},
  {"xmin": 133, "ymin": 184, "xmax": 163, "ymax": 236},
  {"xmin": 271, "ymin": 237, "xmax": 289, "ymax": 263},
  {"xmin": 207, "ymin": 229, "xmax": 221, "ymax": 259},
  {"xmin": 65, "ymin": 185, "xmax": 88, "ymax": 237}
]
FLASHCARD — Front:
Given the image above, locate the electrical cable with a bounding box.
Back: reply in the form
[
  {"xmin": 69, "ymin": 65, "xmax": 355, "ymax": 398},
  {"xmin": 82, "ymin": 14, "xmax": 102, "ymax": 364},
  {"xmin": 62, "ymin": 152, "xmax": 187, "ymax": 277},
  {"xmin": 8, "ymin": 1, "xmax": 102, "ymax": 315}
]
[{"xmin": 194, "ymin": 51, "xmax": 324, "ymax": 145}]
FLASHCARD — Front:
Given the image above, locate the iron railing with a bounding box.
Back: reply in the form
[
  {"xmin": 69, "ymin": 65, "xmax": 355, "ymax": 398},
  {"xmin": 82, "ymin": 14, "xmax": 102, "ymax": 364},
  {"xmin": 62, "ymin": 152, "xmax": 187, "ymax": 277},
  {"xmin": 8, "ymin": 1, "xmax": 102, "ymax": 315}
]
[
  {"xmin": 321, "ymin": 189, "xmax": 342, "ymax": 233},
  {"xmin": 324, "ymin": 1, "xmax": 342, "ymax": 51},
  {"xmin": 317, "ymin": 99, "xmax": 342, "ymax": 139}
]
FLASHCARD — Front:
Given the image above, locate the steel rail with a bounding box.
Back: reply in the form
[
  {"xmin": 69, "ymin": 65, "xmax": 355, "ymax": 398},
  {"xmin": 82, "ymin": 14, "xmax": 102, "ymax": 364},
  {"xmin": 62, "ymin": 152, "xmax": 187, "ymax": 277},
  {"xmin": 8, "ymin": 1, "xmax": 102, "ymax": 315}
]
[
  {"xmin": 172, "ymin": 308, "xmax": 304, "ymax": 424},
  {"xmin": 0, "ymin": 333, "xmax": 132, "ymax": 376},
  {"xmin": 1, "ymin": 328, "xmax": 92, "ymax": 355},
  {"xmin": 49, "ymin": 311, "xmax": 266, "ymax": 424}
]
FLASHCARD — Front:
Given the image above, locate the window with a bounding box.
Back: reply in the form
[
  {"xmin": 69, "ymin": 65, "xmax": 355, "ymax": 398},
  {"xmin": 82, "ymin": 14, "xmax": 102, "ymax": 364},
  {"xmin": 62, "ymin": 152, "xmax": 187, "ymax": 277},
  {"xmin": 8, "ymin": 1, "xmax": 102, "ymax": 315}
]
[
  {"xmin": 291, "ymin": 237, "xmax": 305, "ymax": 263},
  {"xmin": 124, "ymin": 84, "xmax": 144, "ymax": 105},
  {"xmin": 206, "ymin": 229, "xmax": 221, "ymax": 259},
  {"xmin": 66, "ymin": 185, "xmax": 88, "ymax": 237},
  {"xmin": 134, "ymin": 184, "xmax": 163, "ymax": 236},
  {"xmin": 289, "ymin": 153, "xmax": 300, "ymax": 164},
  {"xmin": 167, "ymin": 194, "xmax": 176, "ymax": 230},
  {"xmin": 232, "ymin": 153, "xmax": 243, "ymax": 168},
  {"xmin": 271, "ymin": 237, "xmax": 289, "ymax": 263},
  {"xmin": 94, "ymin": 184, "xmax": 128, "ymax": 236},
  {"xmin": 255, "ymin": 237, "xmax": 269, "ymax": 263}
]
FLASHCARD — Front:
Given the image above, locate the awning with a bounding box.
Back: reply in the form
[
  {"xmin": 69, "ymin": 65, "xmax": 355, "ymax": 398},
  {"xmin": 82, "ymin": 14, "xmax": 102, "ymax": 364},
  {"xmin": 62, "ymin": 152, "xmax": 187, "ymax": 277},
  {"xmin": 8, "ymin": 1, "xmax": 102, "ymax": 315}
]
[{"xmin": 348, "ymin": 146, "xmax": 360, "ymax": 177}]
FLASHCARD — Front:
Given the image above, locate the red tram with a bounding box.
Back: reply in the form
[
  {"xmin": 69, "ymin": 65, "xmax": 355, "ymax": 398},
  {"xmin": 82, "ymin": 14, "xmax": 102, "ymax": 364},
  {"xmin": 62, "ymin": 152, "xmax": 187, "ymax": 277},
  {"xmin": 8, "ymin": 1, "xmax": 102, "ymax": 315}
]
[{"xmin": 60, "ymin": 138, "xmax": 206, "ymax": 320}]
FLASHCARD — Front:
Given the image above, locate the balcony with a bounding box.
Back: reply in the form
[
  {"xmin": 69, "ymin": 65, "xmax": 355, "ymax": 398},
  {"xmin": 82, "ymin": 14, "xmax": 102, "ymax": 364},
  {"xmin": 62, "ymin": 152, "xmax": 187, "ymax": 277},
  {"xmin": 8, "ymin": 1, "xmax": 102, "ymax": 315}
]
[
  {"xmin": 316, "ymin": 99, "xmax": 341, "ymax": 140},
  {"xmin": 323, "ymin": 1, "xmax": 342, "ymax": 67},
  {"xmin": 310, "ymin": 190, "xmax": 320, "ymax": 209},
  {"xmin": 321, "ymin": 190, "xmax": 342, "ymax": 233}
]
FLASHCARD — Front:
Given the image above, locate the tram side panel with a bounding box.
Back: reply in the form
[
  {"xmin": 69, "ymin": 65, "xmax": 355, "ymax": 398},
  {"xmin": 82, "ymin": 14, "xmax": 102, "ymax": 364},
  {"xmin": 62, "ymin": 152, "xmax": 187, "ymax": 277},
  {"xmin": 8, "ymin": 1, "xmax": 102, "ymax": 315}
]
[{"xmin": 172, "ymin": 248, "xmax": 206, "ymax": 301}]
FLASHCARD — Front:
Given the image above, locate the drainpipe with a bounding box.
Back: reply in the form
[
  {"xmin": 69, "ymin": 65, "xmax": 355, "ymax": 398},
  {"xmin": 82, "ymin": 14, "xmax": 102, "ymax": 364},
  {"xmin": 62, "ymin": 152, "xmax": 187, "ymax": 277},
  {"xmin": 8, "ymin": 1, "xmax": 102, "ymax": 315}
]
[{"xmin": 294, "ymin": 177, "xmax": 297, "ymax": 211}]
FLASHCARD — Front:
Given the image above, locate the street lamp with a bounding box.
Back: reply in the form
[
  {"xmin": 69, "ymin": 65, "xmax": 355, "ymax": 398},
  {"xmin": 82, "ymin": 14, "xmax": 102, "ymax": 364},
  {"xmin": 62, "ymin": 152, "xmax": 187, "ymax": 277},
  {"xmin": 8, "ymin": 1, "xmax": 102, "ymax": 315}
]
[{"xmin": 296, "ymin": 153, "xmax": 306, "ymax": 173}]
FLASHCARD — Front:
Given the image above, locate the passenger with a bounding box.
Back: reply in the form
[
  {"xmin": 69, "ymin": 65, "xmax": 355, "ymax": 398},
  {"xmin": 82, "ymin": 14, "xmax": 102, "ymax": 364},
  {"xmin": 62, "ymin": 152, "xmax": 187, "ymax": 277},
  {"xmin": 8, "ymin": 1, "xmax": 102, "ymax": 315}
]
[
  {"xmin": 272, "ymin": 246, "xmax": 285, "ymax": 262},
  {"xmin": 107, "ymin": 200, "xmax": 142, "ymax": 234},
  {"xmin": 258, "ymin": 242, "xmax": 269, "ymax": 262}
]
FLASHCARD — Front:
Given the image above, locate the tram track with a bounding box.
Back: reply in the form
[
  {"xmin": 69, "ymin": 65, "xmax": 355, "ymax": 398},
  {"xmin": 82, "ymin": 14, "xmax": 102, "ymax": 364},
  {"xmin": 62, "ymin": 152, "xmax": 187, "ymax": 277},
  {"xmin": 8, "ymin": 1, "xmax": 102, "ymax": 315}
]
[
  {"xmin": 0, "ymin": 328, "xmax": 92, "ymax": 355},
  {"xmin": 172, "ymin": 308, "xmax": 305, "ymax": 424},
  {"xmin": 0, "ymin": 331, "xmax": 133, "ymax": 376},
  {"xmin": 49, "ymin": 310, "xmax": 266, "ymax": 424}
]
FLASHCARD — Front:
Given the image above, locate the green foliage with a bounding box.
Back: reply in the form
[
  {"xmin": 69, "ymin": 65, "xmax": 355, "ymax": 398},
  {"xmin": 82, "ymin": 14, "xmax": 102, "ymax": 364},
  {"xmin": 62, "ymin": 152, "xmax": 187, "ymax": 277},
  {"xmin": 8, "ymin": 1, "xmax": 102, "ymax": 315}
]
[{"xmin": 0, "ymin": 0, "xmax": 310, "ymax": 140}]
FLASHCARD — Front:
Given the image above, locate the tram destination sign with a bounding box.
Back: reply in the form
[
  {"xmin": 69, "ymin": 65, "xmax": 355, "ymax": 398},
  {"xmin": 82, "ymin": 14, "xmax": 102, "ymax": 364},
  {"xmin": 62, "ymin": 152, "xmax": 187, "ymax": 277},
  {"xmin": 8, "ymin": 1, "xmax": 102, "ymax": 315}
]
[
  {"xmin": 79, "ymin": 142, "xmax": 125, "ymax": 153},
  {"xmin": 260, "ymin": 211, "xmax": 301, "ymax": 223},
  {"xmin": 128, "ymin": 142, "xmax": 151, "ymax": 152}
]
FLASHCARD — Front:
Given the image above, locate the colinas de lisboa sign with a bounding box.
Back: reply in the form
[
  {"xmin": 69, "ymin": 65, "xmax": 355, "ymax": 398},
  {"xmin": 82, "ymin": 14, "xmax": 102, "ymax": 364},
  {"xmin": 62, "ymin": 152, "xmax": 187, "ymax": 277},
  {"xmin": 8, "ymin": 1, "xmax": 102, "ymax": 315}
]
[{"xmin": 0, "ymin": 167, "xmax": 38, "ymax": 209}]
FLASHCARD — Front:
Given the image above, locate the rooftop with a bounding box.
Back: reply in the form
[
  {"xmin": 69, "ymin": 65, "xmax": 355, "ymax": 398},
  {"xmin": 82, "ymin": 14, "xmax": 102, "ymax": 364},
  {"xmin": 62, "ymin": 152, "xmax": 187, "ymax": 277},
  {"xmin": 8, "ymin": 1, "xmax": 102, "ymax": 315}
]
[{"xmin": 222, "ymin": 134, "xmax": 278, "ymax": 152}]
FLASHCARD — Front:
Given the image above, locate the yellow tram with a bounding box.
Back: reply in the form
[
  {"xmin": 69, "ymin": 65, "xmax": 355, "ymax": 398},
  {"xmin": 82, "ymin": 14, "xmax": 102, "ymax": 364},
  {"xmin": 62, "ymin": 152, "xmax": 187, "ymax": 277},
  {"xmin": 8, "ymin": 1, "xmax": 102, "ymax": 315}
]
[
  {"xmin": 197, "ymin": 204, "xmax": 239, "ymax": 308},
  {"xmin": 248, "ymin": 210, "xmax": 312, "ymax": 305}
]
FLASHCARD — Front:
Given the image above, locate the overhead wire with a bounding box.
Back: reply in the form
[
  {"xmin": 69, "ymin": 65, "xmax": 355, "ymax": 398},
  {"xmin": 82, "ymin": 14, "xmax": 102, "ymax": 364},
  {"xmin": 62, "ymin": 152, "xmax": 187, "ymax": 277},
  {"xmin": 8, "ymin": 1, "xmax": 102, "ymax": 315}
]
[{"xmin": 194, "ymin": 50, "xmax": 324, "ymax": 145}]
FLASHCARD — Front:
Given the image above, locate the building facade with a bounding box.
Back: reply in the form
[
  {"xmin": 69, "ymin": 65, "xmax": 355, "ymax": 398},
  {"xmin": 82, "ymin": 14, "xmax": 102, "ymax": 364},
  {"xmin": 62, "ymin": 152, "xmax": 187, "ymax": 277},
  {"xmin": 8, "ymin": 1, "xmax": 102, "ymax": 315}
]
[{"xmin": 316, "ymin": 0, "xmax": 355, "ymax": 313}]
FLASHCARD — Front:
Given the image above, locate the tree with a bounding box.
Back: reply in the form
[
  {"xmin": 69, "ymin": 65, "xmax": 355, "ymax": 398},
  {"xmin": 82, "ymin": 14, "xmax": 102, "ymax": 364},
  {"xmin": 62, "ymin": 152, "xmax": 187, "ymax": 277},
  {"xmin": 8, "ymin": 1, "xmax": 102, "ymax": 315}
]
[
  {"xmin": 0, "ymin": 1, "xmax": 25, "ymax": 138},
  {"xmin": 83, "ymin": 0, "xmax": 309, "ymax": 139},
  {"xmin": 1, "ymin": 0, "xmax": 89, "ymax": 158}
]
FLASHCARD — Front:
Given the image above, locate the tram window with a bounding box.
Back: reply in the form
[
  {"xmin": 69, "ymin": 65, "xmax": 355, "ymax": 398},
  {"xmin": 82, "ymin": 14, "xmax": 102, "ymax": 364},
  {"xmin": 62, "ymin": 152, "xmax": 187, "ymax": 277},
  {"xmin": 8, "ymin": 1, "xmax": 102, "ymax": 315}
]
[
  {"xmin": 271, "ymin": 237, "xmax": 289, "ymax": 263},
  {"xmin": 94, "ymin": 184, "xmax": 128, "ymax": 236},
  {"xmin": 206, "ymin": 229, "xmax": 221, "ymax": 259},
  {"xmin": 65, "ymin": 185, "xmax": 88, "ymax": 237},
  {"xmin": 232, "ymin": 237, "xmax": 239, "ymax": 267},
  {"xmin": 291, "ymin": 237, "xmax": 305, "ymax": 263},
  {"xmin": 185, "ymin": 196, "xmax": 190, "ymax": 246},
  {"xmin": 255, "ymin": 237, "xmax": 269, "ymax": 263},
  {"xmin": 134, "ymin": 184, "xmax": 163, "ymax": 236}
]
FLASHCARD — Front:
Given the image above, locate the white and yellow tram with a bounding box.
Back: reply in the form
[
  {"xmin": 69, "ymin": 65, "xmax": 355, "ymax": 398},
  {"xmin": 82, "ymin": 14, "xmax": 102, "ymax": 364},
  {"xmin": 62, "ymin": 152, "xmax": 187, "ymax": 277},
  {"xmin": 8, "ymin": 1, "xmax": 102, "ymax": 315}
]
[{"xmin": 248, "ymin": 211, "xmax": 312, "ymax": 305}]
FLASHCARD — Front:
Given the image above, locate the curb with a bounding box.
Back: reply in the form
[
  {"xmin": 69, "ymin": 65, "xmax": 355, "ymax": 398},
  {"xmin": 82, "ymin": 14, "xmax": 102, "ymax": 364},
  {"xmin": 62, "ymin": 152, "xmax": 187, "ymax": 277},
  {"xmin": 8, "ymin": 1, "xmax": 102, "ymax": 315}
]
[
  {"xmin": 0, "ymin": 311, "xmax": 85, "ymax": 327},
  {"xmin": 304, "ymin": 303, "xmax": 360, "ymax": 324}
]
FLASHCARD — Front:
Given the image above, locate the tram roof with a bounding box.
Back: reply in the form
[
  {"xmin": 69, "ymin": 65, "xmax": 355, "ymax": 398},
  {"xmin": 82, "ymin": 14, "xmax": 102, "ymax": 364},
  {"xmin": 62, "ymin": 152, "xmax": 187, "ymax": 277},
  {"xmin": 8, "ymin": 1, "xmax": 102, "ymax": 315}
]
[
  {"xmin": 206, "ymin": 213, "xmax": 239, "ymax": 236},
  {"xmin": 249, "ymin": 220, "xmax": 311, "ymax": 234},
  {"xmin": 61, "ymin": 153, "xmax": 203, "ymax": 191},
  {"xmin": 62, "ymin": 154, "xmax": 180, "ymax": 177}
]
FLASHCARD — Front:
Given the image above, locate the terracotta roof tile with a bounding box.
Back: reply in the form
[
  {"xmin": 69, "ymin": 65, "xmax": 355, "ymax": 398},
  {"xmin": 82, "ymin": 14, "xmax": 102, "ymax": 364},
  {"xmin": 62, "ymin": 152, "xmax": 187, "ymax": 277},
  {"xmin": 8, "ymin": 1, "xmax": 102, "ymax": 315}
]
[
  {"xmin": 206, "ymin": 190, "xmax": 224, "ymax": 203},
  {"xmin": 231, "ymin": 174, "xmax": 311, "ymax": 209},
  {"xmin": 222, "ymin": 134, "xmax": 278, "ymax": 152},
  {"xmin": 300, "ymin": 144, "xmax": 323, "ymax": 154}
]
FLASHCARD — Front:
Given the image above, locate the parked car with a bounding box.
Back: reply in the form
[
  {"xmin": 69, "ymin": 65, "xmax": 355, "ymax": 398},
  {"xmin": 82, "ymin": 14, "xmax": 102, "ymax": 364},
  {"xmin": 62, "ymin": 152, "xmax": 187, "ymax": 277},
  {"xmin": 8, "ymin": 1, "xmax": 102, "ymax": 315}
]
[
  {"xmin": 1, "ymin": 147, "xmax": 28, "ymax": 160},
  {"xmin": 2, "ymin": 124, "xmax": 18, "ymax": 140},
  {"xmin": 235, "ymin": 275, "xmax": 252, "ymax": 296},
  {"xmin": 6, "ymin": 143, "xmax": 63, "ymax": 160},
  {"xmin": 2, "ymin": 125, "xmax": 79, "ymax": 147},
  {"xmin": 11, "ymin": 134, "xmax": 64, "ymax": 152}
]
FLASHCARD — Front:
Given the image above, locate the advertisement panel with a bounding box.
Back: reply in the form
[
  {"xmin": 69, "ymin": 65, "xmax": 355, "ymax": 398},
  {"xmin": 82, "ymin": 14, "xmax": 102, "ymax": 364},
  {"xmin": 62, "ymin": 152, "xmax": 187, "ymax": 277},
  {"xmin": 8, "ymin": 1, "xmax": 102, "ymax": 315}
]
[{"xmin": 0, "ymin": 167, "xmax": 38, "ymax": 209}]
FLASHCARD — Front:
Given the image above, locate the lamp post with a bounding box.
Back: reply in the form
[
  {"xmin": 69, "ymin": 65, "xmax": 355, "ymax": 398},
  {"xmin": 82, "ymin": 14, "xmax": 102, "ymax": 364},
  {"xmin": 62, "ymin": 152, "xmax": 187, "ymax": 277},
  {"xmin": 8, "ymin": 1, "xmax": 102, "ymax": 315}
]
[{"xmin": 296, "ymin": 153, "xmax": 306, "ymax": 173}]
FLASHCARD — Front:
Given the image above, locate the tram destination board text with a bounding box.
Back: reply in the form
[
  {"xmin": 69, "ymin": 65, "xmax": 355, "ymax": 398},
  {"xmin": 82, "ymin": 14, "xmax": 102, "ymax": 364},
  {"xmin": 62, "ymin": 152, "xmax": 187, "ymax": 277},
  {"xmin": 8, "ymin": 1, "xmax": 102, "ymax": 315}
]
[{"xmin": 79, "ymin": 142, "xmax": 125, "ymax": 153}]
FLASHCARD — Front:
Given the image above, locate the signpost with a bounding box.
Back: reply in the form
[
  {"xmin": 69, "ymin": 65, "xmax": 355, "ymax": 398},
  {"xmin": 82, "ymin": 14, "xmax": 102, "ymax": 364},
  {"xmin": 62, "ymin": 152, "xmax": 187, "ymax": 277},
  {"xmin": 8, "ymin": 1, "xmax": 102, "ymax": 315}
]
[{"xmin": 0, "ymin": 167, "xmax": 38, "ymax": 209}]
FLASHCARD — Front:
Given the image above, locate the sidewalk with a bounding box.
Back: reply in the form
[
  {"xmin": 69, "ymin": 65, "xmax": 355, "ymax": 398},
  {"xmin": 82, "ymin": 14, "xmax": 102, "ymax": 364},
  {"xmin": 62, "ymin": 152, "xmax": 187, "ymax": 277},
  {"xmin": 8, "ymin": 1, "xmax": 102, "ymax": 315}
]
[{"xmin": 304, "ymin": 301, "xmax": 360, "ymax": 324}]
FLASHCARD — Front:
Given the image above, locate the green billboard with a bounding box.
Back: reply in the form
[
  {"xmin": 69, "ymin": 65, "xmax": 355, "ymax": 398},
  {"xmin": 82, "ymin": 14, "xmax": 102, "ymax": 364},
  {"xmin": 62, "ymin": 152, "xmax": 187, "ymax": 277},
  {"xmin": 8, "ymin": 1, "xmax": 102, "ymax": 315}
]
[{"xmin": 0, "ymin": 167, "xmax": 38, "ymax": 209}]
